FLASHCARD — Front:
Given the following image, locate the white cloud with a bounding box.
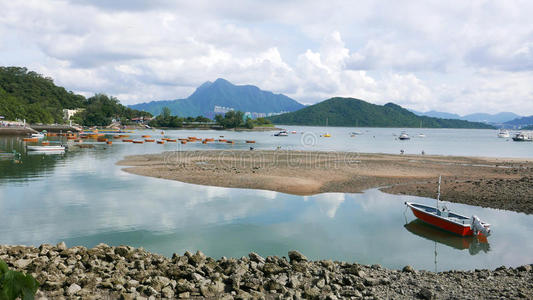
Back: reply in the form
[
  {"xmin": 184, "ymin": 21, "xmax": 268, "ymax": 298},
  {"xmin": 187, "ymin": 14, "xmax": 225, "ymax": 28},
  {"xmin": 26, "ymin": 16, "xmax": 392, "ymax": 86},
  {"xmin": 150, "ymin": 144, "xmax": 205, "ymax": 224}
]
[{"xmin": 1, "ymin": 0, "xmax": 533, "ymax": 114}]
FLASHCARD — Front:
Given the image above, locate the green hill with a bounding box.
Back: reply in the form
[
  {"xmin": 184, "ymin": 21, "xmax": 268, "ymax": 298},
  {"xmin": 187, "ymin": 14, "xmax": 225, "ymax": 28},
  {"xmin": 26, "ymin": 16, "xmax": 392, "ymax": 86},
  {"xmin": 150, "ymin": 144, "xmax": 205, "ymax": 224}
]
[
  {"xmin": 130, "ymin": 78, "xmax": 305, "ymax": 117},
  {"xmin": 268, "ymin": 97, "xmax": 494, "ymax": 129},
  {"xmin": 0, "ymin": 67, "xmax": 87, "ymax": 123},
  {"xmin": 0, "ymin": 66, "xmax": 150, "ymax": 125}
]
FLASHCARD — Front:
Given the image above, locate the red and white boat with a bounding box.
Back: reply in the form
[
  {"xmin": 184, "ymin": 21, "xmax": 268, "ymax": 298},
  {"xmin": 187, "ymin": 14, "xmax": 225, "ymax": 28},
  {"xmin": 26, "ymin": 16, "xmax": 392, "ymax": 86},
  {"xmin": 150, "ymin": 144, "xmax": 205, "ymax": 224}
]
[{"xmin": 405, "ymin": 177, "xmax": 491, "ymax": 237}]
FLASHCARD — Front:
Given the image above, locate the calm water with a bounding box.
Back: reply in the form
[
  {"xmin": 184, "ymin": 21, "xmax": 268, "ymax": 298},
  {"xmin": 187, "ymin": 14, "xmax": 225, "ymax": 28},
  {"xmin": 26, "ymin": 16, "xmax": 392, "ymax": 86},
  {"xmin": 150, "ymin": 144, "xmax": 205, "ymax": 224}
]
[{"xmin": 0, "ymin": 127, "xmax": 532, "ymax": 271}]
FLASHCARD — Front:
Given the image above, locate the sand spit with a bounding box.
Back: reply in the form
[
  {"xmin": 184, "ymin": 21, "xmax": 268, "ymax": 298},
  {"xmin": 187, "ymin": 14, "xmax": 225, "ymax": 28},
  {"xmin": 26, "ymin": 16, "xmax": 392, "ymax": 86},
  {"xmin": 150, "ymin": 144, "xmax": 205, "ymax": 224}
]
[{"xmin": 118, "ymin": 150, "xmax": 533, "ymax": 214}]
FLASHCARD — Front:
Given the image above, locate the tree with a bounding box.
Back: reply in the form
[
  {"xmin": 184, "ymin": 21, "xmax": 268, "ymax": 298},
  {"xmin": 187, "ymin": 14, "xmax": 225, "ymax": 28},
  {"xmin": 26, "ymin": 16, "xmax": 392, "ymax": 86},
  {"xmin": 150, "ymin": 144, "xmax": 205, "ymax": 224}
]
[{"xmin": 215, "ymin": 110, "xmax": 246, "ymax": 129}]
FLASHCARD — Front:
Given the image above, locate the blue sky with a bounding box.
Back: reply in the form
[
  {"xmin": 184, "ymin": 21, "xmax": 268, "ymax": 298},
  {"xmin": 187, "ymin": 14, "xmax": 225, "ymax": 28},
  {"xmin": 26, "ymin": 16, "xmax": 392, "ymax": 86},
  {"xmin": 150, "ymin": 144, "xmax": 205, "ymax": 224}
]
[{"xmin": 1, "ymin": 0, "xmax": 533, "ymax": 115}]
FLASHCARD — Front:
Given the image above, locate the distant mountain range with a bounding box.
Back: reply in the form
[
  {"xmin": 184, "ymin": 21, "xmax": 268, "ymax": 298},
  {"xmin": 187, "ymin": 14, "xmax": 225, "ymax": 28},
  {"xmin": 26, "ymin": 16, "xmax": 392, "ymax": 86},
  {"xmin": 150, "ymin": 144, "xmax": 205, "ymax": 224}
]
[
  {"xmin": 130, "ymin": 78, "xmax": 305, "ymax": 117},
  {"xmin": 411, "ymin": 110, "xmax": 521, "ymax": 124},
  {"xmin": 504, "ymin": 115, "xmax": 533, "ymax": 126},
  {"xmin": 268, "ymin": 97, "xmax": 494, "ymax": 129}
]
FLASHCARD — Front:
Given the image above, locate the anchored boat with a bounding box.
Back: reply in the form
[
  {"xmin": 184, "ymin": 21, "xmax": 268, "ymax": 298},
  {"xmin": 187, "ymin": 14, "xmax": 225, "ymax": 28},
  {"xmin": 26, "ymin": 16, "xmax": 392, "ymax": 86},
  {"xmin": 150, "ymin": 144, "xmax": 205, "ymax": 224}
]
[
  {"xmin": 405, "ymin": 176, "xmax": 491, "ymax": 237},
  {"xmin": 27, "ymin": 145, "xmax": 66, "ymax": 151}
]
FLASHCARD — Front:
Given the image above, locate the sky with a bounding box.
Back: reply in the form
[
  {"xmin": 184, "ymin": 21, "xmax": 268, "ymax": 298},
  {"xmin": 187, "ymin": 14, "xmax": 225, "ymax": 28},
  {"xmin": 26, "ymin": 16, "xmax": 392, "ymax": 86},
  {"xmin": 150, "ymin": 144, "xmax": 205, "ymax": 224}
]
[{"xmin": 1, "ymin": 0, "xmax": 533, "ymax": 115}]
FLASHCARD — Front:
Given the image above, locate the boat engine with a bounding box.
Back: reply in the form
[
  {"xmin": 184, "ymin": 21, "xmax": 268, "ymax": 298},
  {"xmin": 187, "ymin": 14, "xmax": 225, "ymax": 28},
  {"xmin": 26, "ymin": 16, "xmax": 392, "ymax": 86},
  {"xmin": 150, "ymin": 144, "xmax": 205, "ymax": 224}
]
[{"xmin": 471, "ymin": 215, "xmax": 491, "ymax": 236}]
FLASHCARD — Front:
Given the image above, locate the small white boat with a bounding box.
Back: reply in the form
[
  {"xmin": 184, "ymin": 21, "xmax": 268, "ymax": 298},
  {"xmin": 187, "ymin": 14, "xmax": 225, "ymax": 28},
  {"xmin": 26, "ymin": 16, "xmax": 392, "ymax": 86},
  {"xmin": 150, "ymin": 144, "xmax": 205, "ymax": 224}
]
[
  {"xmin": 399, "ymin": 132, "xmax": 410, "ymax": 140},
  {"xmin": 274, "ymin": 131, "xmax": 288, "ymax": 136},
  {"xmin": 27, "ymin": 145, "xmax": 66, "ymax": 151},
  {"xmin": 497, "ymin": 129, "xmax": 510, "ymax": 138},
  {"xmin": 31, "ymin": 133, "xmax": 45, "ymax": 139},
  {"xmin": 418, "ymin": 133, "xmax": 426, "ymax": 138}
]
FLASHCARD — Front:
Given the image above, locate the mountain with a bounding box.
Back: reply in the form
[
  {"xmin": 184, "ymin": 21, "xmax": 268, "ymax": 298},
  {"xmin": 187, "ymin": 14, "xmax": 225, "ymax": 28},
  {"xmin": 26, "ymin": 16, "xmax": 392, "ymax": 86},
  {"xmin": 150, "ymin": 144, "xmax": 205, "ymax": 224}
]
[
  {"xmin": 412, "ymin": 110, "xmax": 521, "ymax": 124},
  {"xmin": 413, "ymin": 110, "xmax": 462, "ymax": 120},
  {"xmin": 268, "ymin": 97, "xmax": 494, "ymax": 128},
  {"xmin": 462, "ymin": 112, "xmax": 521, "ymax": 123},
  {"xmin": 504, "ymin": 115, "xmax": 533, "ymax": 127},
  {"xmin": 130, "ymin": 78, "xmax": 305, "ymax": 117}
]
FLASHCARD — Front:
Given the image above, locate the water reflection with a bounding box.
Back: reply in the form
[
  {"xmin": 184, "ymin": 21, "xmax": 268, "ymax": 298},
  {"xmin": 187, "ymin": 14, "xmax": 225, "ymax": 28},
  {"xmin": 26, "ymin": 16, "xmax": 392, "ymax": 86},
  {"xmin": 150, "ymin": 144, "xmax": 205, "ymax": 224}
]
[
  {"xmin": 404, "ymin": 220, "xmax": 490, "ymax": 255},
  {"xmin": 1, "ymin": 132, "xmax": 533, "ymax": 271}
]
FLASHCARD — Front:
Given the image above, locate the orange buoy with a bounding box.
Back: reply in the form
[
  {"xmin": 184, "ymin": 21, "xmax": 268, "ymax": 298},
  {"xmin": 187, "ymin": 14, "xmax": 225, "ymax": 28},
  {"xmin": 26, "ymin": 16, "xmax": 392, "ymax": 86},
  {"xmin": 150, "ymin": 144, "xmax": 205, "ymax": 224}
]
[
  {"xmin": 157, "ymin": 140, "xmax": 165, "ymax": 144},
  {"xmin": 226, "ymin": 140, "xmax": 234, "ymax": 144},
  {"xmin": 218, "ymin": 139, "xmax": 227, "ymax": 142},
  {"xmin": 202, "ymin": 140, "xmax": 207, "ymax": 144},
  {"xmin": 142, "ymin": 135, "xmax": 151, "ymax": 138},
  {"xmin": 122, "ymin": 139, "xmax": 133, "ymax": 142},
  {"xmin": 132, "ymin": 140, "xmax": 144, "ymax": 144},
  {"xmin": 181, "ymin": 141, "xmax": 187, "ymax": 144},
  {"xmin": 106, "ymin": 141, "xmax": 113, "ymax": 145},
  {"xmin": 97, "ymin": 138, "xmax": 108, "ymax": 142},
  {"xmin": 145, "ymin": 139, "xmax": 155, "ymax": 142},
  {"xmin": 246, "ymin": 140, "xmax": 256, "ymax": 143},
  {"xmin": 167, "ymin": 139, "xmax": 177, "ymax": 142}
]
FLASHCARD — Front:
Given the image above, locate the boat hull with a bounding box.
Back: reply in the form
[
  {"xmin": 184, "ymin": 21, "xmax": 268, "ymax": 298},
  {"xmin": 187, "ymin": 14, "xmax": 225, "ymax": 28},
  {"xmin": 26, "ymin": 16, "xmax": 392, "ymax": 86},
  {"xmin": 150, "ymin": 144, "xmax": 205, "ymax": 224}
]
[{"xmin": 409, "ymin": 205, "xmax": 473, "ymax": 236}]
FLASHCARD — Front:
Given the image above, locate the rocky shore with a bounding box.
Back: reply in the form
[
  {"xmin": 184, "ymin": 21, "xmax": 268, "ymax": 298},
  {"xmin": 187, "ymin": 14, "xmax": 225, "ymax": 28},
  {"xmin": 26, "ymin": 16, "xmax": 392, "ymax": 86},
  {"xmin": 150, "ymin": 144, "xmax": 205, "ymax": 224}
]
[
  {"xmin": 118, "ymin": 150, "xmax": 533, "ymax": 215},
  {"xmin": 1, "ymin": 243, "xmax": 531, "ymax": 299}
]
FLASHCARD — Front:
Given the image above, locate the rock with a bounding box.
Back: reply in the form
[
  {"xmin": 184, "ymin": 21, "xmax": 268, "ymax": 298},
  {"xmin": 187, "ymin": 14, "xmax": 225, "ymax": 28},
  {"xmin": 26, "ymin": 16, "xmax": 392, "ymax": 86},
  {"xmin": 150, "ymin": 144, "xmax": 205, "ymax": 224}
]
[
  {"xmin": 115, "ymin": 246, "xmax": 130, "ymax": 258},
  {"xmin": 403, "ymin": 265, "xmax": 415, "ymax": 273},
  {"xmin": 56, "ymin": 242, "xmax": 67, "ymax": 251},
  {"xmin": 178, "ymin": 292, "xmax": 190, "ymax": 299},
  {"xmin": 66, "ymin": 283, "xmax": 81, "ymax": 295},
  {"xmin": 418, "ymin": 287, "xmax": 435, "ymax": 299},
  {"xmin": 364, "ymin": 277, "xmax": 379, "ymax": 286},
  {"xmin": 288, "ymin": 250, "xmax": 307, "ymax": 263},
  {"xmin": 262, "ymin": 263, "xmax": 284, "ymax": 275},
  {"xmin": 517, "ymin": 265, "xmax": 532, "ymax": 272},
  {"xmin": 161, "ymin": 286, "xmax": 174, "ymax": 298},
  {"xmin": 248, "ymin": 252, "xmax": 265, "ymax": 264},
  {"xmin": 13, "ymin": 258, "xmax": 32, "ymax": 269},
  {"xmin": 190, "ymin": 250, "xmax": 206, "ymax": 266}
]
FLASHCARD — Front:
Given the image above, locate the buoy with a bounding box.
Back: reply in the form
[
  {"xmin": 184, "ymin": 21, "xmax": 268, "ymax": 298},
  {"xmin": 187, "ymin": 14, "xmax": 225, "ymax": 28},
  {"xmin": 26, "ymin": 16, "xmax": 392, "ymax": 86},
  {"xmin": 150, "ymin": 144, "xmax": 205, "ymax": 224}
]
[
  {"xmin": 157, "ymin": 140, "xmax": 165, "ymax": 144},
  {"xmin": 132, "ymin": 140, "xmax": 144, "ymax": 144},
  {"xmin": 142, "ymin": 135, "xmax": 151, "ymax": 138},
  {"xmin": 106, "ymin": 141, "xmax": 112, "ymax": 145},
  {"xmin": 181, "ymin": 141, "xmax": 187, "ymax": 144},
  {"xmin": 246, "ymin": 140, "xmax": 256, "ymax": 143},
  {"xmin": 167, "ymin": 139, "xmax": 177, "ymax": 142},
  {"xmin": 145, "ymin": 139, "xmax": 155, "ymax": 142},
  {"xmin": 122, "ymin": 139, "xmax": 133, "ymax": 142}
]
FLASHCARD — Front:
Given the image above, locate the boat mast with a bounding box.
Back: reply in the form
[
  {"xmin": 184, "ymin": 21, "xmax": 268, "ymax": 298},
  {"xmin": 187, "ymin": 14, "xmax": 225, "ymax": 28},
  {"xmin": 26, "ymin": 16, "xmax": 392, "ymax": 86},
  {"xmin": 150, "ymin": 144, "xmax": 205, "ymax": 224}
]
[{"xmin": 436, "ymin": 175, "xmax": 441, "ymax": 210}]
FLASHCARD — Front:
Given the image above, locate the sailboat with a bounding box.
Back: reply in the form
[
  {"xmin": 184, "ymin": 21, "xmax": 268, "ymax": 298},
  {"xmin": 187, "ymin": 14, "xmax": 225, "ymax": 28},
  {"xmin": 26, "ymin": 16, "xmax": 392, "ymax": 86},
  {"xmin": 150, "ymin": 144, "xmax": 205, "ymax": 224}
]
[
  {"xmin": 323, "ymin": 118, "xmax": 331, "ymax": 137},
  {"xmin": 404, "ymin": 176, "xmax": 491, "ymax": 236},
  {"xmin": 418, "ymin": 121, "xmax": 426, "ymax": 138},
  {"xmin": 351, "ymin": 120, "xmax": 363, "ymax": 136}
]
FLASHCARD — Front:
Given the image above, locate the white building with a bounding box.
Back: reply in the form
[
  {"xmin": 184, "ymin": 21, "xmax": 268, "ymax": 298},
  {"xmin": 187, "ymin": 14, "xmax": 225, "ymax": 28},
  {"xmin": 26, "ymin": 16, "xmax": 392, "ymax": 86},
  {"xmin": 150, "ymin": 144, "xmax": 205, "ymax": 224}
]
[{"xmin": 63, "ymin": 108, "xmax": 84, "ymax": 120}]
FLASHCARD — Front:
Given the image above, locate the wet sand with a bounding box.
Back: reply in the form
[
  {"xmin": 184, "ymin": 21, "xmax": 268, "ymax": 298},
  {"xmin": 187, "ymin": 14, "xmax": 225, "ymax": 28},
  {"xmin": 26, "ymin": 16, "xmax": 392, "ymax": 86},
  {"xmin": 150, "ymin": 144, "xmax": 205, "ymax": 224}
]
[{"xmin": 118, "ymin": 150, "xmax": 533, "ymax": 214}]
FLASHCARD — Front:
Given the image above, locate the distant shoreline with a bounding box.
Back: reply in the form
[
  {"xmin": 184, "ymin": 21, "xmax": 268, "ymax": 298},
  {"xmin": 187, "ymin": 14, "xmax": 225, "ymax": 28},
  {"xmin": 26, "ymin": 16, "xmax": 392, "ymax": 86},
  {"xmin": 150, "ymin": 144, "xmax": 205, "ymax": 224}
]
[{"xmin": 118, "ymin": 150, "xmax": 533, "ymax": 214}]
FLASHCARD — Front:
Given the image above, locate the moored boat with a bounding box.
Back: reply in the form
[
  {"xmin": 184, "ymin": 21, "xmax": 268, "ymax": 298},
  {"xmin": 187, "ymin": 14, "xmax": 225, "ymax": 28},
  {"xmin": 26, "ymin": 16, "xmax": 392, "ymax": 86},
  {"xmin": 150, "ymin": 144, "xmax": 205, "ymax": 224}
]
[
  {"xmin": 274, "ymin": 131, "xmax": 288, "ymax": 136},
  {"xmin": 31, "ymin": 133, "xmax": 45, "ymax": 139},
  {"xmin": 512, "ymin": 132, "xmax": 532, "ymax": 142},
  {"xmin": 27, "ymin": 145, "xmax": 66, "ymax": 151},
  {"xmin": 399, "ymin": 132, "xmax": 410, "ymax": 140},
  {"xmin": 405, "ymin": 177, "xmax": 490, "ymax": 237},
  {"xmin": 497, "ymin": 129, "xmax": 510, "ymax": 138}
]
